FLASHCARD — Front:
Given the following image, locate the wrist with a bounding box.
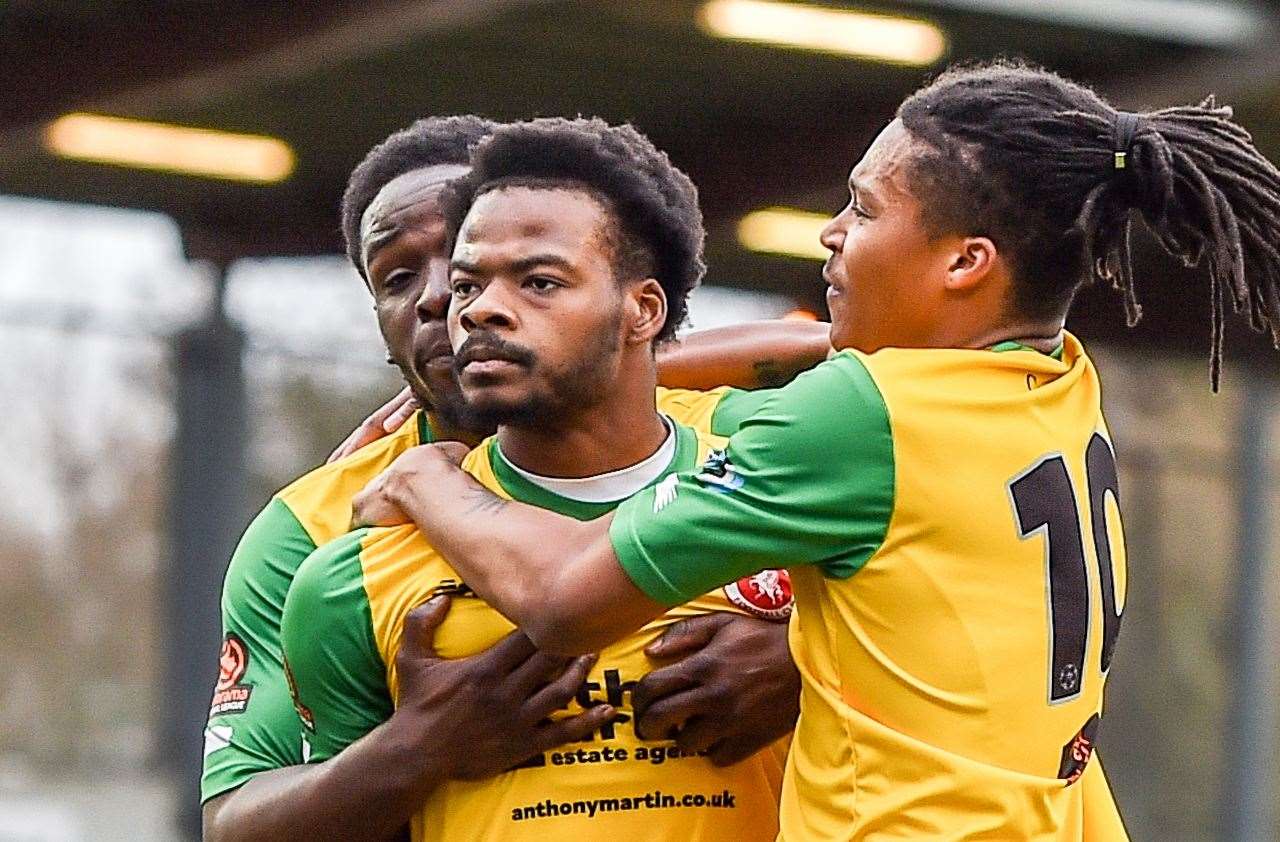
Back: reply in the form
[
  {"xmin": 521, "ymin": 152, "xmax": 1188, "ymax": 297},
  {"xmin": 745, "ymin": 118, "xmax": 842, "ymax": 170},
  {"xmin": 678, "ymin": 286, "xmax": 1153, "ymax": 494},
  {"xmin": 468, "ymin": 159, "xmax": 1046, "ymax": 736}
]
[{"xmin": 378, "ymin": 708, "xmax": 455, "ymax": 787}]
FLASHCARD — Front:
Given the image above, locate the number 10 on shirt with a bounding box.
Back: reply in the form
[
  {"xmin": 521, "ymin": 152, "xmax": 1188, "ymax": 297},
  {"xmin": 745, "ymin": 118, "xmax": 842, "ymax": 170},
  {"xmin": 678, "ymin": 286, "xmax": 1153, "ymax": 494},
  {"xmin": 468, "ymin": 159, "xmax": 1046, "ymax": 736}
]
[{"xmin": 1008, "ymin": 433, "xmax": 1124, "ymax": 705}]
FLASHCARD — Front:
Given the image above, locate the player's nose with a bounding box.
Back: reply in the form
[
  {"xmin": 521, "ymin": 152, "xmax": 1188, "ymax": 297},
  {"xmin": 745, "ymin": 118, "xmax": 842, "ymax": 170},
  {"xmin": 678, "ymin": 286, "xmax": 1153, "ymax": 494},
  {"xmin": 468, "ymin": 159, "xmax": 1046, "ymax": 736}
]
[
  {"xmin": 416, "ymin": 258, "xmax": 450, "ymax": 322},
  {"xmin": 457, "ymin": 282, "xmax": 515, "ymax": 332}
]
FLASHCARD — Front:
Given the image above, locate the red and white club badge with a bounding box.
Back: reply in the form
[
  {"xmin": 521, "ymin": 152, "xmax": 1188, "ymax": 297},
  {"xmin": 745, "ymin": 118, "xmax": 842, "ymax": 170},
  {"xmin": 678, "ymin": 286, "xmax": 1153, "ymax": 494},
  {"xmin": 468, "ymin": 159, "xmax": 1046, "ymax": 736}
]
[{"xmin": 723, "ymin": 569, "xmax": 793, "ymax": 621}]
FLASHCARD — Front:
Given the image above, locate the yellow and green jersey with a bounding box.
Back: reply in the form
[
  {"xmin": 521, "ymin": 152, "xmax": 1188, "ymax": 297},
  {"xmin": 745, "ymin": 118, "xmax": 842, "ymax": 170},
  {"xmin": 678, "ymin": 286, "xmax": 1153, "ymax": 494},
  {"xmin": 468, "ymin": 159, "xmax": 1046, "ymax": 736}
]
[
  {"xmin": 199, "ymin": 387, "xmax": 770, "ymax": 802},
  {"xmin": 610, "ymin": 334, "xmax": 1130, "ymax": 840},
  {"xmin": 281, "ymin": 420, "xmax": 788, "ymax": 842}
]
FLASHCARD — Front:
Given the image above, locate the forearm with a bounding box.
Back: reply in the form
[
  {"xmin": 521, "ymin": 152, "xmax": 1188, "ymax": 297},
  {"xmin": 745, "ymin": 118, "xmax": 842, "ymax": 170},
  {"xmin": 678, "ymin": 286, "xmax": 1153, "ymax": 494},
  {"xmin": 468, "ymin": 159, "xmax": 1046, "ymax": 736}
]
[
  {"xmin": 655, "ymin": 319, "xmax": 831, "ymax": 390},
  {"xmin": 387, "ymin": 465, "xmax": 659, "ymax": 652},
  {"xmin": 204, "ymin": 716, "xmax": 445, "ymax": 842},
  {"xmin": 389, "ymin": 466, "xmax": 582, "ymax": 629}
]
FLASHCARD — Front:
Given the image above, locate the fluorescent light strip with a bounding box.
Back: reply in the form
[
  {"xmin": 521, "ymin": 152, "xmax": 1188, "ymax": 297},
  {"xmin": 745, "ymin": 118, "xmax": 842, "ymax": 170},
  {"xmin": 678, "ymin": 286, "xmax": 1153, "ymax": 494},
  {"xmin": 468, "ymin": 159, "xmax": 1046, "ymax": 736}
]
[
  {"xmin": 738, "ymin": 207, "xmax": 831, "ymax": 260},
  {"xmin": 896, "ymin": 0, "xmax": 1266, "ymax": 47},
  {"xmin": 45, "ymin": 113, "xmax": 295, "ymax": 184},
  {"xmin": 698, "ymin": 0, "xmax": 947, "ymax": 66}
]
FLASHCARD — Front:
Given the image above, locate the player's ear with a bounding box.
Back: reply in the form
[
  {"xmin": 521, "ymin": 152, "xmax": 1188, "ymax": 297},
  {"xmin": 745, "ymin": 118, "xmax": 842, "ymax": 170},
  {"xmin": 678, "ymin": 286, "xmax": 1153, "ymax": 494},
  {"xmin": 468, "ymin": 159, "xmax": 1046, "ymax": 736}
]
[
  {"xmin": 943, "ymin": 236, "xmax": 999, "ymax": 294},
  {"xmin": 626, "ymin": 278, "xmax": 667, "ymax": 346}
]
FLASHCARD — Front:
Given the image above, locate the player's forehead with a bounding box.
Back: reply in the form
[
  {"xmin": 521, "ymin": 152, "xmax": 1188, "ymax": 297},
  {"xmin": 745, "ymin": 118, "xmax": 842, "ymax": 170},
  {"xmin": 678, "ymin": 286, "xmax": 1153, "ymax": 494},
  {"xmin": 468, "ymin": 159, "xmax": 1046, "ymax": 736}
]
[
  {"xmin": 848, "ymin": 119, "xmax": 915, "ymax": 203},
  {"xmin": 362, "ymin": 163, "xmax": 469, "ymax": 265},
  {"xmin": 453, "ymin": 186, "xmax": 612, "ymax": 271}
]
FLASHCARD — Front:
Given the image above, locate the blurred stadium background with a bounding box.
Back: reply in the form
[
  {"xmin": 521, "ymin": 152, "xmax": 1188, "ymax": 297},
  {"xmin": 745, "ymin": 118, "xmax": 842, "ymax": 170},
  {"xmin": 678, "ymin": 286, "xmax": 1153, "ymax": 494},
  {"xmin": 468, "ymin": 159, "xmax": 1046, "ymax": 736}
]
[{"xmin": 1, "ymin": 1, "xmax": 1278, "ymax": 840}]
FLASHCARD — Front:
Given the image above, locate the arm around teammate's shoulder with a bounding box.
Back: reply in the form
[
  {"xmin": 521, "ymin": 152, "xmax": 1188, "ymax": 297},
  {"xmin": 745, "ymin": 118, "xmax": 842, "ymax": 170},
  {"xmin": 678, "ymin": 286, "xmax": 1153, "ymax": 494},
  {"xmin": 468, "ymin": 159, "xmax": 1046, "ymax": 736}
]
[
  {"xmin": 373, "ymin": 354, "xmax": 895, "ymax": 654},
  {"xmin": 611, "ymin": 351, "xmax": 896, "ymax": 604}
]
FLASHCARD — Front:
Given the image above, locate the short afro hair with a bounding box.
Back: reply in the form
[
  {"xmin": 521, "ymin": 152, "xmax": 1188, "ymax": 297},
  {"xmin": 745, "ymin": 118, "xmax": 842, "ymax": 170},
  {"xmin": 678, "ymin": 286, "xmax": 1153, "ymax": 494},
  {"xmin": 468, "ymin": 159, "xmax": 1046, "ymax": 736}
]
[
  {"xmin": 441, "ymin": 117, "xmax": 706, "ymax": 341},
  {"xmin": 341, "ymin": 115, "xmax": 495, "ymax": 276}
]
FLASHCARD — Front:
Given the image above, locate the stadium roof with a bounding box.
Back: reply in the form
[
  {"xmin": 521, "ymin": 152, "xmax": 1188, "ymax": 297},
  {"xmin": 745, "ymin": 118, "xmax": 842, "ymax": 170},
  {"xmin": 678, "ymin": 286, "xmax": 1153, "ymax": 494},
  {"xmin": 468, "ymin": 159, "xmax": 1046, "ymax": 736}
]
[{"xmin": 4, "ymin": 0, "xmax": 1279, "ymax": 360}]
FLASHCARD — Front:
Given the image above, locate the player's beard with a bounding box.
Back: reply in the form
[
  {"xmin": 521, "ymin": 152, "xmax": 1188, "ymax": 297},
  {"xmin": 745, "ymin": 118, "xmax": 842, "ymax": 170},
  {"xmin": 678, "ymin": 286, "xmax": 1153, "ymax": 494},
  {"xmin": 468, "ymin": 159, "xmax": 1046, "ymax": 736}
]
[{"xmin": 457, "ymin": 311, "xmax": 622, "ymax": 431}]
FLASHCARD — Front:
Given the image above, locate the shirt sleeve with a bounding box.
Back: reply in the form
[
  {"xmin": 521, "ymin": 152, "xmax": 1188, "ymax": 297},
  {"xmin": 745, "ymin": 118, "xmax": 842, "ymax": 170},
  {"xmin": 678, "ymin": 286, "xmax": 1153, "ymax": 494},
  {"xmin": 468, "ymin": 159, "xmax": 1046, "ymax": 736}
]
[
  {"xmin": 708, "ymin": 386, "xmax": 781, "ymax": 436},
  {"xmin": 279, "ymin": 530, "xmax": 393, "ymax": 764},
  {"xmin": 201, "ymin": 497, "xmax": 317, "ymax": 803},
  {"xmin": 611, "ymin": 352, "xmax": 896, "ymax": 606}
]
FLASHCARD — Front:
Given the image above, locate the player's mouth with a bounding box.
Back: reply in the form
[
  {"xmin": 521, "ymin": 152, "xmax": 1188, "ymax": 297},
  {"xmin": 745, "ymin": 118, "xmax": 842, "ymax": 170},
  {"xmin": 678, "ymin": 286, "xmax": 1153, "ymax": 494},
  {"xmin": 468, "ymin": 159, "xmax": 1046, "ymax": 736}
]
[
  {"xmin": 823, "ymin": 258, "xmax": 845, "ymax": 299},
  {"xmin": 414, "ymin": 338, "xmax": 456, "ymax": 375},
  {"xmin": 454, "ymin": 336, "xmax": 535, "ymax": 380}
]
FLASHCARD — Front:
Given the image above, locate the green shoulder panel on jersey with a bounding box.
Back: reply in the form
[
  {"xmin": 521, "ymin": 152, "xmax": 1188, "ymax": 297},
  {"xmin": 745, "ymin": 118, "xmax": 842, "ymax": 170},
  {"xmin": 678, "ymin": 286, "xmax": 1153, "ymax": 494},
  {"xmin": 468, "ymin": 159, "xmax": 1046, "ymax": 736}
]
[
  {"xmin": 281, "ymin": 528, "xmax": 393, "ymax": 762},
  {"xmin": 611, "ymin": 351, "xmax": 896, "ymax": 606},
  {"xmin": 202, "ymin": 411, "xmax": 430, "ymax": 801},
  {"xmin": 708, "ymin": 386, "xmax": 781, "ymax": 436},
  {"xmin": 202, "ymin": 497, "xmax": 315, "ymax": 802}
]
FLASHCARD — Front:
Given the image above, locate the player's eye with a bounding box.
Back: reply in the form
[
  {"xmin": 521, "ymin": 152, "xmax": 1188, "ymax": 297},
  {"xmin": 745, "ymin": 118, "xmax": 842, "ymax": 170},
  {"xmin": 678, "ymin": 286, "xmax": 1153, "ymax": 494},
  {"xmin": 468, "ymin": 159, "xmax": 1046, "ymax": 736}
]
[
  {"xmin": 381, "ymin": 268, "xmax": 416, "ymax": 290},
  {"xmin": 524, "ymin": 275, "xmax": 561, "ymax": 292},
  {"xmin": 850, "ymin": 191, "xmax": 873, "ymax": 220},
  {"xmin": 451, "ymin": 279, "xmax": 479, "ymax": 298}
]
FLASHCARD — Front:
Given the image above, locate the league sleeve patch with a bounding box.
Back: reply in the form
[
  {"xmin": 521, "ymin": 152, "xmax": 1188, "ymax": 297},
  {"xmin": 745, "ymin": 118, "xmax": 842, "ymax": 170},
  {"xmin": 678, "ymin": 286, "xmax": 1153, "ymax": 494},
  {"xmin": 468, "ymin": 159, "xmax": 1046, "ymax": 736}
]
[
  {"xmin": 723, "ymin": 569, "xmax": 793, "ymax": 621},
  {"xmin": 209, "ymin": 633, "xmax": 254, "ymax": 718}
]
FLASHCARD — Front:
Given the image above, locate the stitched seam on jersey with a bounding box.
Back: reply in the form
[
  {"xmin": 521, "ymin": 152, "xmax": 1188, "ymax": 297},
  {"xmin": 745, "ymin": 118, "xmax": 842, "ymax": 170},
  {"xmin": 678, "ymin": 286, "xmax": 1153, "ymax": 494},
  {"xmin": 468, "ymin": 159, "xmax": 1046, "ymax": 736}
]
[
  {"xmin": 825, "ymin": 351, "xmax": 896, "ymax": 580},
  {"xmin": 707, "ymin": 386, "xmax": 745, "ymax": 436},
  {"xmin": 815, "ymin": 578, "xmax": 862, "ymax": 828},
  {"xmin": 350, "ymin": 529, "xmax": 395, "ymax": 697}
]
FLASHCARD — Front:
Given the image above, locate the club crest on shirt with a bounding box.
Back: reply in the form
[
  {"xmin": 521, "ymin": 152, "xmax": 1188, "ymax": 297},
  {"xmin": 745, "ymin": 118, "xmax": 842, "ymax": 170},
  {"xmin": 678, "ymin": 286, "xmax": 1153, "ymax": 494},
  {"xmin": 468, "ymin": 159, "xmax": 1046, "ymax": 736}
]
[
  {"xmin": 695, "ymin": 449, "xmax": 744, "ymax": 493},
  {"xmin": 209, "ymin": 633, "xmax": 253, "ymax": 717},
  {"xmin": 723, "ymin": 569, "xmax": 793, "ymax": 621}
]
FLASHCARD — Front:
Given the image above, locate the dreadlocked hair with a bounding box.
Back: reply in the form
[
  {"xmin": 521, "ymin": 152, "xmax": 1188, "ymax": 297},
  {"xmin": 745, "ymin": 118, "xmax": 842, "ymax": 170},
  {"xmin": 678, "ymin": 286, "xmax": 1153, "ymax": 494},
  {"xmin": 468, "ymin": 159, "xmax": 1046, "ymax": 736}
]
[{"xmin": 898, "ymin": 59, "xmax": 1280, "ymax": 389}]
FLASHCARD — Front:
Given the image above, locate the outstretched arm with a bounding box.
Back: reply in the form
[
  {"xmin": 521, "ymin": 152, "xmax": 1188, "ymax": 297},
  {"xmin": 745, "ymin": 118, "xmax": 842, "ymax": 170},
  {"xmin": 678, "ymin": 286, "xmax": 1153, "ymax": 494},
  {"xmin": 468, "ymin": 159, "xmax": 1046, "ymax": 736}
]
[
  {"xmin": 655, "ymin": 319, "xmax": 830, "ymax": 390},
  {"xmin": 330, "ymin": 320, "xmax": 831, "ymax": 461}
]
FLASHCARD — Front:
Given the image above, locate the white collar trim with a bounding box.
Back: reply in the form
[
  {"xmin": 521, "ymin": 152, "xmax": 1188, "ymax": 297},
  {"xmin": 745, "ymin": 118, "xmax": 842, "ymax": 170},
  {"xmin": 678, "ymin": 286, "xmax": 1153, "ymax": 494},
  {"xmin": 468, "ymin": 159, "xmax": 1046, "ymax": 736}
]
[{"xmin": 502, "ymin": 416, "xmax": 677, "ymax": 503}]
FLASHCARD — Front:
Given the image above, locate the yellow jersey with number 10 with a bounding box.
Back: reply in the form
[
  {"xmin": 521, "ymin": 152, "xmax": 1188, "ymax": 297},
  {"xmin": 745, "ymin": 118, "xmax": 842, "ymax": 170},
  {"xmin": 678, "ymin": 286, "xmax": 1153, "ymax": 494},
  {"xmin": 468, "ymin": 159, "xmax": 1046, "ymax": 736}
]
[{"xmin": 612, "ymin": 334, "xmax": 1128, "ymax": 839}]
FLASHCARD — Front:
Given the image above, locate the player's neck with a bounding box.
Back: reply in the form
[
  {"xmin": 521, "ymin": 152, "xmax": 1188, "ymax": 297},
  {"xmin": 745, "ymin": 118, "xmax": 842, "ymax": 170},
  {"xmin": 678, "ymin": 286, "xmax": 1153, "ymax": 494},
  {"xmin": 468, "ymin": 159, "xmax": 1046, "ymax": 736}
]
[
  {"xmin": 497, "ymin": 371, "xmax": 666, "ymax": 479},
  {"xmin": 424, "ymin": 412, "xmax": 489, "ymax": 448}
]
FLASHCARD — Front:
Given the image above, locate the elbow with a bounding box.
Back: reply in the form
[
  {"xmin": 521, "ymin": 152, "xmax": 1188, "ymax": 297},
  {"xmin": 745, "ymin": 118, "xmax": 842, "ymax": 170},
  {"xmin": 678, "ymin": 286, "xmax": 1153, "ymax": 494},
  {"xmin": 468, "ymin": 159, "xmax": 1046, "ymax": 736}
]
[
  {"xmin": 201, "ymin": 795, "xmax": 233, "ymax": 842},
  {"xmin": 521, "ymin": 601, "xmax": 601, "ymax": 655}
]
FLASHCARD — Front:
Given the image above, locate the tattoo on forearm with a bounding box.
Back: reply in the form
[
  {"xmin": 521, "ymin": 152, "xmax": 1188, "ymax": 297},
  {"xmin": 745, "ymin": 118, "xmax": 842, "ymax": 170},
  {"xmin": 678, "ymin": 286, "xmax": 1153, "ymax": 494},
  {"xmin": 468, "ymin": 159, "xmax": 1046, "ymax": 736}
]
[
  {"xmin": 463, "ymin": 485, "xmax": 509, "ymax": 516},
  {"xmin": 751, "ymin": 358, "xmax": 788, "ymax": 388}
]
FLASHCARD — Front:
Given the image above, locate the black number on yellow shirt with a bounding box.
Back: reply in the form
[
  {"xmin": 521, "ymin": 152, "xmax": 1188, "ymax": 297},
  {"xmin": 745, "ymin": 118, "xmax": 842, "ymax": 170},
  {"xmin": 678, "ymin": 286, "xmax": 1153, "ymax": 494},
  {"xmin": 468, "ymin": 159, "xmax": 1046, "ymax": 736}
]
[{"xmin": 1008, "ymin": 434, "xmax": 1123, "ymax": 704}]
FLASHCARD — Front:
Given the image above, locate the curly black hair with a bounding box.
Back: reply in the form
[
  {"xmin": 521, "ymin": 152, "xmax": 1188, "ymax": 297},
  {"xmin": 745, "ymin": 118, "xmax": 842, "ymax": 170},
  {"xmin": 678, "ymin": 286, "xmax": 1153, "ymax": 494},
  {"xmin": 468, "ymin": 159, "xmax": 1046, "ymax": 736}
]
[
  {"xmin": 441, "ymin": 116, "xmax": 706, "ymax": 342},
  {"xmin": 340, "ymin": 115, "xmax": 495, "ymax": 277},
  {"xmin": 898, "ymin": 59, "xmax": 1280, "ymax": 389}
]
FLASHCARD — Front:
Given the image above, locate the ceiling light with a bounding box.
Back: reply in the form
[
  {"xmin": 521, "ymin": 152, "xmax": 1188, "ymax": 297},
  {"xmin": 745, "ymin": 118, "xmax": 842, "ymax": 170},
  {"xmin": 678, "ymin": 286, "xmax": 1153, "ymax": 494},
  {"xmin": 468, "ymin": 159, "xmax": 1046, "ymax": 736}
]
[
  {"xmin": 45, "ymin": 113, "xmax": 295, "ymax": 184},
  {"xmin": 698, "ymin": 0, "xmax": 947, "ymax": 65},
  {"xmin": 737, "ymin": 207, "xmax": 831, "ymax": 260},
  {"xmin": 897, "ymin": 0, "xmax": 1264, "ymax": 47}
]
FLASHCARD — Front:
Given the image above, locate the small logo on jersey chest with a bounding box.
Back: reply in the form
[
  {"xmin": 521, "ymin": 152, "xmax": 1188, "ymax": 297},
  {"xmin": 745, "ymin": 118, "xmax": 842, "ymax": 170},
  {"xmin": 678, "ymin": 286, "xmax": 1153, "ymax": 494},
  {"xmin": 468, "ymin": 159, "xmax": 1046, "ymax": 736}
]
[{"xmin": 430, "ymin": 578, "xmax": 476, "ymax": 598}]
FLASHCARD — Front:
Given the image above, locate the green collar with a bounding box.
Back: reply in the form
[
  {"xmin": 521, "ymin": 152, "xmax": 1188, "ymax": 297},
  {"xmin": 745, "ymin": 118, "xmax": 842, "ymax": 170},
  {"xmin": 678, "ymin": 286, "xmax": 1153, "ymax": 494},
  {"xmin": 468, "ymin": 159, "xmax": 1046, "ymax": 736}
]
[
  {"xmin": 417, "ymin": 411, "xmax": 433, "ymax": 444},
  {"xmin": 489, "ymin": 419, "xmax": 699, "ymax": 521},
  {"xmin": 990, "ymin": 340, "xmax": 1065, "ymax": 360}
]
